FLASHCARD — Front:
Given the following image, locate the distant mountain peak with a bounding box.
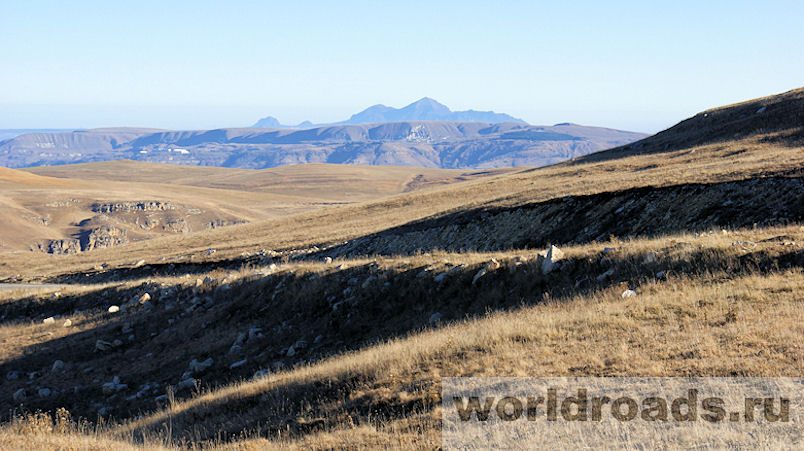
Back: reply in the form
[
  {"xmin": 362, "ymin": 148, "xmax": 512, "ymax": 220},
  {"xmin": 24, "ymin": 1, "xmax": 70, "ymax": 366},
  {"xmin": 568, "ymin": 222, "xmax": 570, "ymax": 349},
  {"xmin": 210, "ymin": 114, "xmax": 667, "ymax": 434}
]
[{"xmin": 252, "ymin": 98, "xmax": 528, "ymax": 128}]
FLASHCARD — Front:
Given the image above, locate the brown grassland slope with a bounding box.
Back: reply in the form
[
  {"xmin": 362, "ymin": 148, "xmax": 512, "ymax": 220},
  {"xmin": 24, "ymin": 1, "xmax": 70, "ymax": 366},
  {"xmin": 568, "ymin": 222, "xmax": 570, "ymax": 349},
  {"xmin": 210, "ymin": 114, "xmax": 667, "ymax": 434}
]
[{"xmin": 0, "ymin": 87, "xmax": 802, "ymax": 449}]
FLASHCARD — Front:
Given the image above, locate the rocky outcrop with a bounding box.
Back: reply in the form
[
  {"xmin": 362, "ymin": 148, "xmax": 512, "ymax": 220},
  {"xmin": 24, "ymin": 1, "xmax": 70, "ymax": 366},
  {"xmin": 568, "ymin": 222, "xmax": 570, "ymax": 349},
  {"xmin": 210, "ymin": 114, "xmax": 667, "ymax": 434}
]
[
  {"xmin": 82, "ymin": 225, "xmax": 128, "ymax": 251},
  {"xmin": 32, "ymin": 239, "xmax": 81, "ymax": 255},
  {"xmin": 207, "ymin": 219, "xmax": 247, "ymax": 230},
  {"xmin": 33, "ymin": 225, "xmax": 128, "ymax": 254},
  {"xmin": 163, "ymin": 219, "xmax": 190, "ymax": 233},
  {"xmin": 92, "ymin": 201, "xmax": 176, "ymax": 213}
]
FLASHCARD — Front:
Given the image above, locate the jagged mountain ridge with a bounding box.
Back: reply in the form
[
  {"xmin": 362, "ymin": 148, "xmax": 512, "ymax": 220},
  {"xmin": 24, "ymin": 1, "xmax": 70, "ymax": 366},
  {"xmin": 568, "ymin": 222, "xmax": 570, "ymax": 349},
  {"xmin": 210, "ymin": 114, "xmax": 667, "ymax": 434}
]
[
  {"xmin": 252, "ymin": 97, "xmax": 527, "ymax": 128},
  {"xmin": 0, "ymin": 122, "xmax": 647, "ymax": 169}
]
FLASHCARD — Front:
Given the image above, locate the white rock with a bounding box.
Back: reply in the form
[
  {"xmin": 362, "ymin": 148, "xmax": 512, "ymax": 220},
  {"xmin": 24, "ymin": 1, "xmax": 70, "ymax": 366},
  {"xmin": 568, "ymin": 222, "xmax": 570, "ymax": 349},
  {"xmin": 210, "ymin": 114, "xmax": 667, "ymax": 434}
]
[
  {"xmin": 541, "ymin": 245, "xmax": 564, "ymax": 275},
  {"xmin": 43, "ymin": 317, "xmax": 55, "ymax": 325},
  {"xmin": 622, "ymin": 289, "xmax": 637, "ymax": 298},
  {"xmin": 62, "ymin": 319, "xmax": 72, "ymax": 327},
  {"xmin": 324, "ymin": 257, "xmax": 333, "ymax": 264},
  {"xmin": 472, "ymin": 259, "xmax": 500, "ymax": 285},
  {"xmin": 108, "ymin": 305, "xmax": 120, "ymax": 313}
]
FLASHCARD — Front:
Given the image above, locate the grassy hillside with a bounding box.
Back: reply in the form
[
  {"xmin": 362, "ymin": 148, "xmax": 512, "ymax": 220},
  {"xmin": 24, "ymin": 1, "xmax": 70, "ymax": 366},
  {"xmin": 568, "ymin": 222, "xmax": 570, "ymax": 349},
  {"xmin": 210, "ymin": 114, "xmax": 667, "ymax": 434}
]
[{"xmin": 0, "ymin": 87, "xmax": 802, "ymax": 449}]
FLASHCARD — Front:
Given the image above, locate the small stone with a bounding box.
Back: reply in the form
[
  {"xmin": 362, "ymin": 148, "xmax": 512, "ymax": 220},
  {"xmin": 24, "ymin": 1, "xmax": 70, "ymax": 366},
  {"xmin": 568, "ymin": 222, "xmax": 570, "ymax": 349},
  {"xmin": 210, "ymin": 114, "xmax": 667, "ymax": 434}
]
[
  {"xmin": 622, "ymin": 289, "xmax": 637, "ymax": 298},
  {"xmin": 176, "ymin": 378, "xmax": 196, "ymax": 391},
  {"xmin": 13, "ymin": 389, "xmax": 26, "ymax": 402},
  {"xmin": 108, "ymin": 305, "xmax": 120, "ymax": 313},
  {"xmin": 429, "ymin": 312, "xmax": 443, "ymax": 325},
  {"xmin": 324, "ymin": 257, "xmax": 333, "ymax": 264},
  {"xmin": 643, "ymin": 252, "xmax": 657, "ymax": 264},
  {"xmin": 229, "ymin": 359, "xmax": 247, "ymax": 369},
  {"xmin": 95, "ymin": 339, "xmax": 113, "ymax": 352},
  {"xmin": 43, "ymin": 317, "xmax": 55, "ymax": 325},
  {"xmin": 252, "ymin": 369, "xmax": 270, "ymax": 379},
  {"xmin": 38, "ymin": 388, "xmax": 52, "ymax": 398},
  {"xmin": 62, "ymin": 319, "xmax": 72, "ymax": 327},
  {"xmin": 133, "ymin": 259, "xmax": 146, "ymax": 268},
  {"xmin": 188, "ymin": 358, "xmax": 214, "ymax": 374},
  {"xmin": 656, "ymin": 270, "xmax": 667, "ymax": 279},
  {"xmin": 596, "ymin": 269, "xmax": 615, "ymax": 281},
  {"xmin": 51, "ymin": 360, "xmax": 65, "ymax": 373}
]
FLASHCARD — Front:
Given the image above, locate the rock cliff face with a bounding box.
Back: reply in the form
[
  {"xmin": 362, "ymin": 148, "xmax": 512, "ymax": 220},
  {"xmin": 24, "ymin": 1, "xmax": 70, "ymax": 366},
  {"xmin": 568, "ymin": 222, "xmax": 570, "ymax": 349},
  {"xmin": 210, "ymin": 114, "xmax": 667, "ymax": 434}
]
[
  {"xmin": 81, "ymin": 225, "xmax": 129, "ymax": 251},
  {"xmin": 32, "ymin": 239, "xmax": 81, "ymax": 255}
]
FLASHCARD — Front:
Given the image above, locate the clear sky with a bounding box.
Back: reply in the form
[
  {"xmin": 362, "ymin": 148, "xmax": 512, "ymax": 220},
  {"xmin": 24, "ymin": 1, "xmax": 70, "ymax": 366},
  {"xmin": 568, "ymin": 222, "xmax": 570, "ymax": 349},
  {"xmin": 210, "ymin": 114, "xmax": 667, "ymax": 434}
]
[{"xmin": 1, "ymin": 0, "xmax": 802, "ymax": 133}]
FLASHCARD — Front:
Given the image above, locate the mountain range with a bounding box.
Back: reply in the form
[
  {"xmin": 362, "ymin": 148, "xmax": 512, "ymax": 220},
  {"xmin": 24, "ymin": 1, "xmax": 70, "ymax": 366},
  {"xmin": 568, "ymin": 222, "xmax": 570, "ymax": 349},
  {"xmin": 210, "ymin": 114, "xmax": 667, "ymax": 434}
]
[
  {"xmin": 0, "ymin": 122, "xmax": 646, "ymax": 170},
  {"xmin": 252, "ymin": 97, "xmax": 527, "ymax": 128}
]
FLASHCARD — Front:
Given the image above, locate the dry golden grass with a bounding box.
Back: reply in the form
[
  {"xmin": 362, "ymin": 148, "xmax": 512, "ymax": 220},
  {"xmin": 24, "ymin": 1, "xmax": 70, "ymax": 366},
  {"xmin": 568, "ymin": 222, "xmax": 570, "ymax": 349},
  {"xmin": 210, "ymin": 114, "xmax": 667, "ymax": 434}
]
[{"xmin": 0, "ymin": 224, "xmax": 801, "ymax": 449}]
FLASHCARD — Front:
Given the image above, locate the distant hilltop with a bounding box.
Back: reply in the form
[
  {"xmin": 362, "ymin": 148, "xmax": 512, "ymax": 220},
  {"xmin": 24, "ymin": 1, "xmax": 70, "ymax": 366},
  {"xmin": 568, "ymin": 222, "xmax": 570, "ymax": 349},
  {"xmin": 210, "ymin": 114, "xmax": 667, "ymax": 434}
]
[{"xmin": 252, "ymin": 97, "xmax": 528, "ymax": 128}]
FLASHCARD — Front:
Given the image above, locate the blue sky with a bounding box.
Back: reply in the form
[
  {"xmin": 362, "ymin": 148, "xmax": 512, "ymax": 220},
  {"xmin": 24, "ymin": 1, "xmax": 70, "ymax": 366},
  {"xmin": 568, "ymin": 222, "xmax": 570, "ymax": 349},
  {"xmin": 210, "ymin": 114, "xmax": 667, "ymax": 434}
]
[{"xmin": 1, "ymin": 1, "xmax": 802, "ymax": 132}]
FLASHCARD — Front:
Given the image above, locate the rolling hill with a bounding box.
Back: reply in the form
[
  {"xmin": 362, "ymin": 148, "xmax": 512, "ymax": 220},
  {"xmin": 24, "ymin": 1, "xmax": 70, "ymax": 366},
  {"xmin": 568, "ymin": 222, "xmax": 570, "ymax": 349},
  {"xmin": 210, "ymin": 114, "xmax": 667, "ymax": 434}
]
[{"xmin": 0, "ymin": 121, "xmax": 647, "ymax": 169}]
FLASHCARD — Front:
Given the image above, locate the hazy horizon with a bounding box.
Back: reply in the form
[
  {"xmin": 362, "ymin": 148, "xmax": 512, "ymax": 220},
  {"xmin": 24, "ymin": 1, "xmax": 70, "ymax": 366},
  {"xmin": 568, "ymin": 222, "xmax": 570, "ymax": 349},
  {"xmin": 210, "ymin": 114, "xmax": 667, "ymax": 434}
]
[{"xmin": 2, "ymin": 1, "xmax": 803, "ymax": 133}]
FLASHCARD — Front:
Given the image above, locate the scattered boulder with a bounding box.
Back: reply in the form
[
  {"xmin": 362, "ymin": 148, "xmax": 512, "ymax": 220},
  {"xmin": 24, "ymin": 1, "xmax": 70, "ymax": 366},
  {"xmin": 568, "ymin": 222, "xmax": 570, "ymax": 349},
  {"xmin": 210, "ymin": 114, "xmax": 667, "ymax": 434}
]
[
  {"xmin": 286, "ymin": 340, "xmax": 308, "ymax": 357},
  {"xmin": 472, "ymin": 258, "xmax": 500, "ymax": 285},
  {"xmin": 176, "ymin": 378, "xmax": 196, "ymax": 392},
  {"xmin": 6, "ymin": 371, "xmax": 21, "ymax": 381},
  {"xmin": 622, "ymin": 289, "xmax": 637, "ymax": 298},
  {"xmin": 643, "ymin": 252, "xmax": 657, "ymax": 264},
  {"xmin": 429, "ymin": 312, "xmax": 443, "ymax": 325},
  {"xmin": 252, "ymin": 369, "xmax": 271, "ymax": 380},
  {"xmin": 62, "ymin": 319, "xmax": 72, "ymax": 327},
  {"xmin": 541, "ymin": 245, "xmax": 564, "ymax": 275},
  {"xmin": 324, "ymin": 257, "xmax": 333, "ymax": 264},
  {"xmin": 95, "ymin": 339, "xmax": 114, "ymax": 352},
  {"xmin": 188, "ymin": 358, "xmax": 214, "ymax": 374},
  {"xmin": 102, "ymin": 376, "xmax": 128, "ymax": 395},
  {"xmin": 596, "ymin": 269, "xmax": 615, "ymax": 281},
  {"xmin": 38, "ymin": 388, "xmax": 52, "ymax": 398},
  {"xmin": 229, "ymin": 359, "xmax": 247, "ymax": 369},
  {"xmin": 43, "ymin": 317, "xmax": 55, "ymax": 325},
  {"xmin": 51, "ymin": 360, "xmax": 65, "ymax": 373},
  {"xmin": 12, "ymin": 389, "xmax": 26, "ymax": 403},
  {"xmin": 108, "ymin": 305, "xmax": 120, "ymax": 313}
]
